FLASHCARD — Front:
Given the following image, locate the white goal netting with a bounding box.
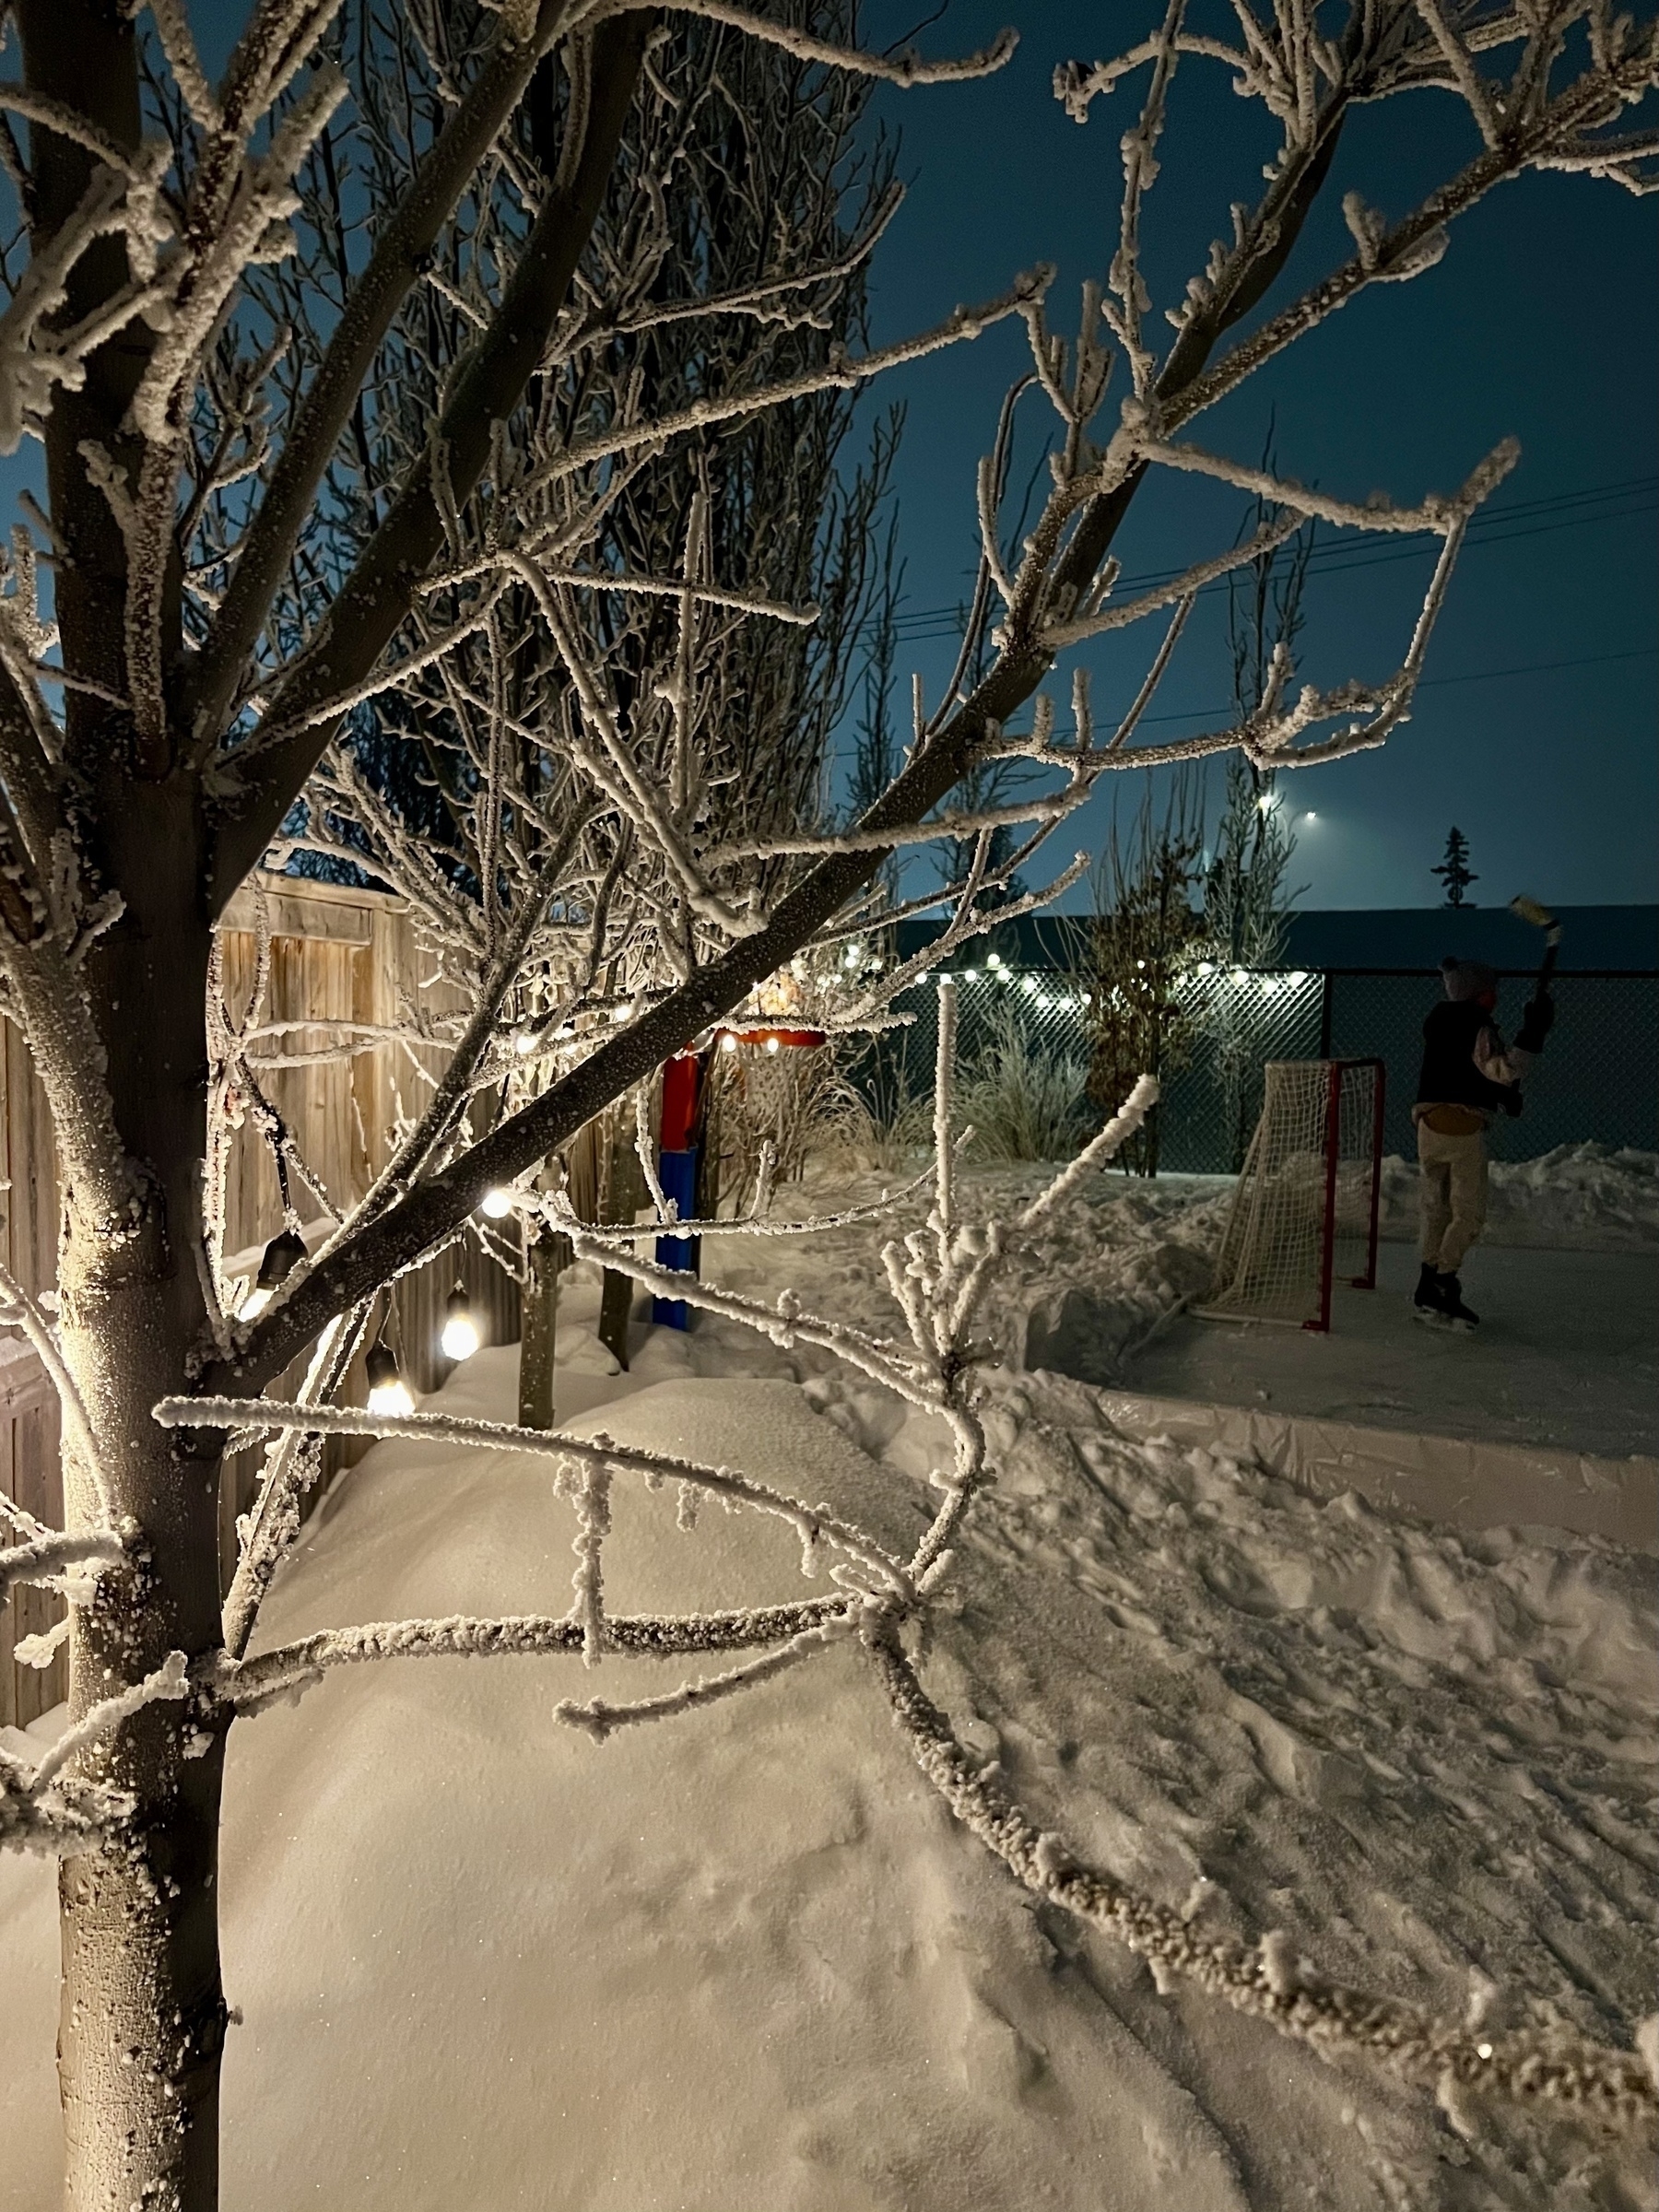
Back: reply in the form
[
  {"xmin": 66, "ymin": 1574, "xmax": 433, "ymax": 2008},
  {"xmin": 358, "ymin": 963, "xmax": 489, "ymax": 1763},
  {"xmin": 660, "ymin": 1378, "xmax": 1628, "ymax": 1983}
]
[{"xmin": 1199, "ymin": 1059, "xmax": 1383, "ymax": 1332}]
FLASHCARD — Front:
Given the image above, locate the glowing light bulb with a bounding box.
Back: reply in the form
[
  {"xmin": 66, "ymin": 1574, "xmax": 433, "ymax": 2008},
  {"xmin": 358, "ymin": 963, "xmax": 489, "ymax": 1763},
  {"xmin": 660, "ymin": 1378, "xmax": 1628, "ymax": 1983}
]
[
  {"xmin": 987, "ymin": 952, "xmax": 1003, "ymax": 969},
  {"xmin": 1303, "ymin": 810, "xmax": 1317, "ymax": 822},
  {"xmin": 962, "ymin": 968, "xmax": 979, "ymax": 982},
  {"xmin": 365, "ymin": 1344, "xmax": 414, "ymax": 1418},
  {"xmin": 441, "ymin": 1282, "xmax": 480, "ymax": 1362},
  {"xmin": 764, "ymin": 1035, "xmax": 781, "ymax": 1053},
  {"xmin": 441, "ymin": 1312, "xmax": 480, "ymax": 1361},
  {"xmin": 513, "ymin": 1030, "xmax": 537, "ymax": 1056},
  {"xmin": 720, "ymin": 1031, "xmax": 738, "ymax": 1053},
  {"xmin": 480, "ymin": 1187, "xmax": 512, "ymax": 1219},
  {"xmin": 238, "ymin": 1228, "xmax": 306, "ymax": 1322},
  {"xmin": 610, "ymin": 1003, "xmax": 632, "ymax": 1025}
]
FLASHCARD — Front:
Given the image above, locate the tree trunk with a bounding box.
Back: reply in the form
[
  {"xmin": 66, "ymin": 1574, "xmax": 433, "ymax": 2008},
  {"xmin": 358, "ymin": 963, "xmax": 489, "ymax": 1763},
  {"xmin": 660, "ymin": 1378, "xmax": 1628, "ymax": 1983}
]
[
  {"xmin": 43, "ymin": 794, "xmax": 230, "ymax": 2211},
  {"xmin": 54, "ymin": 1229, "xmax": 231, "ymax": 2212},
  {"xmin": 57, "ymin": 1741, "xmax": 229, "ymax": 2212}
]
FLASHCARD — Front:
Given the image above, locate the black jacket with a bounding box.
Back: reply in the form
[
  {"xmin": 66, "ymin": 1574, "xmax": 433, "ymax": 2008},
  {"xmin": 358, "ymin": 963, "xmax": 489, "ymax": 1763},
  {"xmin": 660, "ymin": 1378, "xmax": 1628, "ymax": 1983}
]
[{"xmin": 1416, "ymin": 999, "xmax": 1520, "ymax": 1115}]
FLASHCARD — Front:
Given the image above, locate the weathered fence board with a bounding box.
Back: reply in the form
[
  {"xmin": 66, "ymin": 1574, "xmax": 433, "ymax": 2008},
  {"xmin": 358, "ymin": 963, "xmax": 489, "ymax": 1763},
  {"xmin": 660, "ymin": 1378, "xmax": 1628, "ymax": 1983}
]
[{"xmin": 4, "ymin": 875, "xmax": 522, "ymax": 1732}]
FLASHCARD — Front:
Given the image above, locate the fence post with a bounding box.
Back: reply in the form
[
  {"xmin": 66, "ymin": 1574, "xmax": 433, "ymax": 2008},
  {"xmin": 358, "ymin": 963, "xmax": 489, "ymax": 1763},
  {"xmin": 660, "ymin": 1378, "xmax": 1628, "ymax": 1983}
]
[{"xmin": 518, "ymin": 1224, "xmax": 563, "ymax": 1429}]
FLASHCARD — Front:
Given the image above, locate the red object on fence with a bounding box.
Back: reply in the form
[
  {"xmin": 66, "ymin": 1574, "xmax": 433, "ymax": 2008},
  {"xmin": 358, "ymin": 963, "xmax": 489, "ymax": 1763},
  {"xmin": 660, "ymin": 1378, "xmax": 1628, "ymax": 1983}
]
[
  {"xmin": 720, "ymin": 1026, "xmax": 828, "ymax": 1051},
  {"xmin": 660, "ymin": 1053, "xmax": 701, "ymax": 1150}
]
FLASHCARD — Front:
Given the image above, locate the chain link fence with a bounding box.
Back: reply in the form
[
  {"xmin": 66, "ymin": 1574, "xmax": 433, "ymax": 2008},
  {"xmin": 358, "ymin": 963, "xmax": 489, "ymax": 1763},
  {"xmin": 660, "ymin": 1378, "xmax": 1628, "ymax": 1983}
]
[{"xmin": 861, "ymin": 963, "xmax": 1658, "ymax": 1171}]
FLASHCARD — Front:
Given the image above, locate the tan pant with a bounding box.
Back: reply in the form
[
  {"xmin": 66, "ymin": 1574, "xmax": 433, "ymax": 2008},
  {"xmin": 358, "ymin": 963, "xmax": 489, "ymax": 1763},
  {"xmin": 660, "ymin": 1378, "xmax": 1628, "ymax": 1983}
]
[{"xmin": 1417, "ymin": 1121, "xmax": 1488, "ymax": 1270}]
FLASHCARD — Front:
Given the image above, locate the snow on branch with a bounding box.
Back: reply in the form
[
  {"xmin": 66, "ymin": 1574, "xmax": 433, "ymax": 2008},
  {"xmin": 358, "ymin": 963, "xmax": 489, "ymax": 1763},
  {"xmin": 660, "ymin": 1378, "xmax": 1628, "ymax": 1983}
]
[
  {"xmin": 215, "ymin": 1599, "xmax": 851, "ymax": 1714},
  {"xmin": 154, "ymin": 1397, "xmax": 915, "ymax": 1599},
  {"xmin": 1040, "ymin": 508, "xmax": 1306, "ymax": 650},
  {"xmin": 586, "ymin": 2, "xmax": 1018, "ymax": 89},
  {"xmin": 1018, "ymin": 1074, "xmax": 1160, "ymax": 1232},
  {"xmin": 0, "ymin": 1257, "xmax": 112, "ymax": 1517},
  {"xmin": 1, "ymin": 1650, "xmax": 188, "ymax": 1857},
  {"xmin": 554, "ymin": 1611, "xmax": 859, "ymax": 1742},
  {"xmin": 1130, "ymin": 434, "xmax": 1520, "ymax": 539},
  {"xmin": 0, "ymin": 1524, "xmax": 124, "ymax": 1605},
  {"xmin": 866, "ymin": 1628, "xmax": 1658, "ymax": 2135},
  {"xmin": 522, "ymin": 276, "xmax": 1048, "ymax": 495}
]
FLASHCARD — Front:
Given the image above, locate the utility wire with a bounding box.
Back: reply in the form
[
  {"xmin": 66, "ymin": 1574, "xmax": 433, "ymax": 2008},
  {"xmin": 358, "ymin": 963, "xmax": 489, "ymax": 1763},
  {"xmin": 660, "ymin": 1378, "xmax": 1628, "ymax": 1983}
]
[
  {"xmin": 1108, "ymin": 643, "xmax": 1658, "ymax": 732},
  {"xmin": 869, "ymin": 472, "xmax": 1658, "ymax": 645}
]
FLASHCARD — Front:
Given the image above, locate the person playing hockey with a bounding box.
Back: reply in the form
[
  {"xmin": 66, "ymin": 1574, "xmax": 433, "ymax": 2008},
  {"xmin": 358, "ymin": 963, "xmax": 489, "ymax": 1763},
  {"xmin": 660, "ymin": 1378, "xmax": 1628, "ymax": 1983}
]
[{"xmin": 1412, "ymin": 958, "xmax": 1553, "ymax": 1328}]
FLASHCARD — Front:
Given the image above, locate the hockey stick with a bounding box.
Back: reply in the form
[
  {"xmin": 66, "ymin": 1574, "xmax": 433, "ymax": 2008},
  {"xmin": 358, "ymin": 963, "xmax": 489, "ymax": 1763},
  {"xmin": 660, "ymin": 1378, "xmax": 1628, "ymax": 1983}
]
[{"xmin": 1510, "ymin": 894, "xmax": 1562, "ymax": 992}]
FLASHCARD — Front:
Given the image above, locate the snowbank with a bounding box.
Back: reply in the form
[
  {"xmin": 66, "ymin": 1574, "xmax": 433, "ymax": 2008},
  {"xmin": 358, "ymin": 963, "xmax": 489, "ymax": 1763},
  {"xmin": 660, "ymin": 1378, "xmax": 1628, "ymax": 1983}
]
[
  {"xmin": 4, "ymin": 1183, "xmax": 1656, "ymax": 2209},
  {"xmin": 1379, "ymin": 1143, "xmax": 1659, "ymax": 1250}
]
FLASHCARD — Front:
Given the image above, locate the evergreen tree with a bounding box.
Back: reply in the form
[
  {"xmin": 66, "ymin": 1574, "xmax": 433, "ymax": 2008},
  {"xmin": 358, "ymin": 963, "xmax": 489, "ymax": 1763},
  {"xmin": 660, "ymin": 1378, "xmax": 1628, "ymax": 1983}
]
[{"xmin": 1433, "ymin": 828, "xmax": 1478, "ymax": 907}]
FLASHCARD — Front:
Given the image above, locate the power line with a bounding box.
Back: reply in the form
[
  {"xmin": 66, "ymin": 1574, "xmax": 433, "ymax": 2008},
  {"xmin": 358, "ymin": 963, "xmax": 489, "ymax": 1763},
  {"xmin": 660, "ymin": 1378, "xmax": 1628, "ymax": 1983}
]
[
  {"xmin": 1110, "ymin": 643, "xmax": 1659, "ymax": 731},
  {"xmin": 869, "ymin": 472, "xmax": 1659, "ymax": 644}
]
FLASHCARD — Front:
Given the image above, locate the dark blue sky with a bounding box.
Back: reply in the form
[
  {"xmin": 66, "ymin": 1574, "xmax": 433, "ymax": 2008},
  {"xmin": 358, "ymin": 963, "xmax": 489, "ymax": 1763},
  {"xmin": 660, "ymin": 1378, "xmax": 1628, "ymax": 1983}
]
[
  {"xmin": 5, "ymin": 5, "xmax": 1650, "ymax": 914},
  {"xmin": 854, "ymin": 0, "xmax": 1657, "ymax": 910}
]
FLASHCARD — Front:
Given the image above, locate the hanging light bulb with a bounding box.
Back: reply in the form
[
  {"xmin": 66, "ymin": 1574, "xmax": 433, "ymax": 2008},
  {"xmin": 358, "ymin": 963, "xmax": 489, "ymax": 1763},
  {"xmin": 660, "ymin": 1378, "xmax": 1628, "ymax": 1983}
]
[
  {"xmin": 764, "ymin": 1034, "xmax": 782, "ymax": 1053},
  {"xmin": 365, "ymin": 1342, "xmax": 414, "ymax": 1418},
  {"xmin": 440, "ymin": 1281, "xmax": 480, "ymax": 1362},
  {"xmin": 479, "ymin": 1187, "xmax": 513, "ymax": 1219},
  {"xmin": 238, "ymin": 1228, "xmax": 307, "ymax": 1320},
  {"xmin": 513, "ymin": 1030, "xmax": 538, "ymax": 1056}
]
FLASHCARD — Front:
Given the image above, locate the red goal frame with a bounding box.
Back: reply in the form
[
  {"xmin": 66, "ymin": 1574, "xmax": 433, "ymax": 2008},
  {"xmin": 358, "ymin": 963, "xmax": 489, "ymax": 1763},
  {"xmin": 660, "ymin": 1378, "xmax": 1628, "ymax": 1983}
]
[{"xmin": 1308, "ymin": 1056, "xmax": 1386, "ymax": 1334}]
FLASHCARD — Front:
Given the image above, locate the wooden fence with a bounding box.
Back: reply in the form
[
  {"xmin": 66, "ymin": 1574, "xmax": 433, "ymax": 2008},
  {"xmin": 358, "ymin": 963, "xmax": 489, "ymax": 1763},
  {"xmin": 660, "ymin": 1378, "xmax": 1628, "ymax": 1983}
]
[{"xmin": 2, "ymin": 876, "xmax": 520, "ymax": 1734}]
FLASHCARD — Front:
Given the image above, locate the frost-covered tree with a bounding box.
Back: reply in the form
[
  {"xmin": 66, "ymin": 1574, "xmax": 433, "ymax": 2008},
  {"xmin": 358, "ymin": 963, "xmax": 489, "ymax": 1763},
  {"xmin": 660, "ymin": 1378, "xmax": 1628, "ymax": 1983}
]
[
  {"xmin": 1202, "ymin": 460, "xmax": 1311, "ymax": 1161},
  {"xmin": 1, "ymin": 0, "xmax": 1656, "ymax": 2204}
]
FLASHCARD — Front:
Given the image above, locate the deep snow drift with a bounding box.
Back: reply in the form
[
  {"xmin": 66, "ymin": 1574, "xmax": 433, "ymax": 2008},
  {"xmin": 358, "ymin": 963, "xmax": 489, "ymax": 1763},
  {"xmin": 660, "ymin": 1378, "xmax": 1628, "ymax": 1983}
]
[{"xmin": 3, "ymin": 1162, "xmax": 1657, "ymax": 2210}]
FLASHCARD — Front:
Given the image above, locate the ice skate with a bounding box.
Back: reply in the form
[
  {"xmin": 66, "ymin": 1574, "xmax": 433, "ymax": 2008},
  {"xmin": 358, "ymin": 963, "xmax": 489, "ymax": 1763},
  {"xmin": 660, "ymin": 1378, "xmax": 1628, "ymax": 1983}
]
[
  {"xmin": 1412, "ymin": 1261, "xmax": 1448, "ymax": 1326},
  {"xmin": 1433, "ymin": 1272, "xmax": 1480, "ymax": 1331}
]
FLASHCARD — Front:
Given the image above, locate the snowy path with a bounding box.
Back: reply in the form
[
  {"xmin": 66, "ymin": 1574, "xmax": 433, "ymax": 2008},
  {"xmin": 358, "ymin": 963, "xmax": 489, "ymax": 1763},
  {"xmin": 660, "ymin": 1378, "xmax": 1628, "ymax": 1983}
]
[
  {"xmin": 1127, "ymin": 1242, "xmax": 1659, "ymax": 1460},
  {"xmin": 3, "ymin": 1167, "xmax": 1656, "ymax": 2209}
]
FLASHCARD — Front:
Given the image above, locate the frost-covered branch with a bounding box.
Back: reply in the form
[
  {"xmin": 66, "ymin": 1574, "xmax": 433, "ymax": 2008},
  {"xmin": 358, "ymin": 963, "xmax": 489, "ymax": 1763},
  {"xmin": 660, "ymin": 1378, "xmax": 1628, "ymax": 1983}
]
[
  {"xmin": 1, "ymin": 1650, "xmax": 188, "ymax": 1857},
  {"xmin": 0, "ymin": 1524, "xmax": 123, "ymax": 1604},
  {"xmin": 590, "ymin": 1, "xmax": 1018, "ymax": 89},
  {"xmin": 214, "ymin": 1598, "xmax": 851, "ymax": 1713},
  {"xmin": 155, "ymin": 1396, "xmax": 915, "ymax": 1597},
  {"xmin": 867, "ymin": 1629, "xmax": 1658, "ymax": 2134}
]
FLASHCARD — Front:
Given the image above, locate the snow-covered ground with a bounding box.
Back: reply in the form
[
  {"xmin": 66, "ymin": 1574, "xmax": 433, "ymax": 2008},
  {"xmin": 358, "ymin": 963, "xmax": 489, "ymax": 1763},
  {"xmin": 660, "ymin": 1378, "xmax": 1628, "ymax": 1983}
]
[
  {"xmin": 3, "ymin": 1158, "xmax": 1657, "ymax": 2209},
  {"xmin": 1128, "ymin": 1241, "xmax": 1659, "ymax": 1461},
  {"xmin": 1377, "ymin": 1143, "xmax": 1659, "ymax": 1252}
]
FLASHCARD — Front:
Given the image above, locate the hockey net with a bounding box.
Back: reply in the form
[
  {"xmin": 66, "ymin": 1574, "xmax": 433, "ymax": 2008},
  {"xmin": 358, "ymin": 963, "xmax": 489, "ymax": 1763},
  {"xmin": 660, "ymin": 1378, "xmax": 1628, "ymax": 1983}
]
[{"xmin": 1198, "ymin": 1058, "xmax": 1385, "ymax": 1332}]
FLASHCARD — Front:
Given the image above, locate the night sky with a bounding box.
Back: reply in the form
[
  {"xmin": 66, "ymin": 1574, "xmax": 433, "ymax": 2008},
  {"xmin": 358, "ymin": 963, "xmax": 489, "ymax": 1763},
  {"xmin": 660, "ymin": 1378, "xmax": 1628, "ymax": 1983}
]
[
  {"xmin": 3, "ymin": 5, "xmax": 1650, "ymax": 915},
  {"xmin": 853, "ymin": 0, "xmax": 1658, "ymax": 911}
]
